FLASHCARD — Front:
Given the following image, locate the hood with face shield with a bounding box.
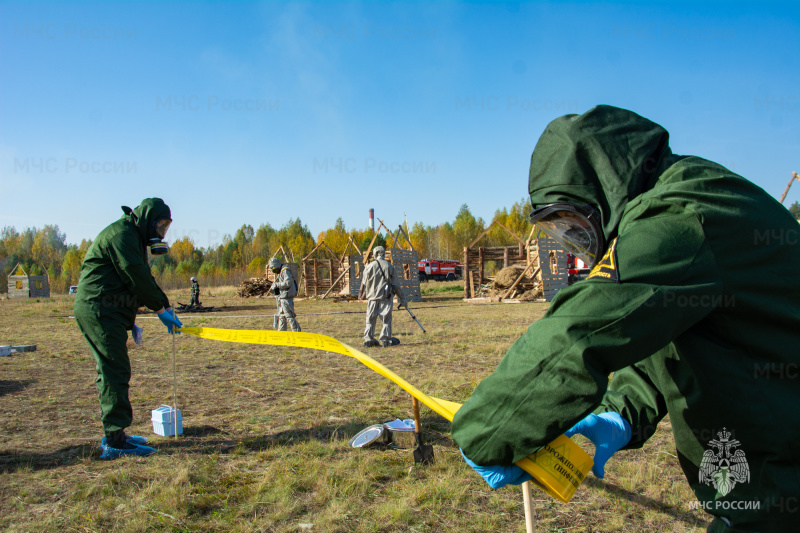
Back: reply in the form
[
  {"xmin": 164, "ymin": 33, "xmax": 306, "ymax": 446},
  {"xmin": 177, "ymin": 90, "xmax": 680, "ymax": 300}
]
[
  {"xmin": 122, "ymin": 198, "xmax": 172, "ymax": 255},
  {"xmin": 528, "ymin": 105, "xmax": 675, "ymax": 265}
]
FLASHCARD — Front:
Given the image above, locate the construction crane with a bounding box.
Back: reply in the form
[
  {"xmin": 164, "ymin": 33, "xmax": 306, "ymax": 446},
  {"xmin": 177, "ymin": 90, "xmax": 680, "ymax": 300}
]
[{"xmin": 778, "ymin": 171, "xmax": 800, "ymax": 204}]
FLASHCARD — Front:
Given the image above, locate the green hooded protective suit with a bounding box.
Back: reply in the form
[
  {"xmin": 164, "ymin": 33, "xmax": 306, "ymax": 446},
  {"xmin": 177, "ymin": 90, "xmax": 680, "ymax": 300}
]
[
  {"xmin": 451, "ymin": 106, "xmax": 800, "ymax": 532},
  {"xmin": 74, "ymin": 198, "xmax": 172, "ymax": 436}
]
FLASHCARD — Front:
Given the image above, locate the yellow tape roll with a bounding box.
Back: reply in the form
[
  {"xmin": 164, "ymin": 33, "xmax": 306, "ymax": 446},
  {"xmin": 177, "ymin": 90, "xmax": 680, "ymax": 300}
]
[{"xmin": 178, "ymin": 327, "xmax": 592, "ymax": 503}]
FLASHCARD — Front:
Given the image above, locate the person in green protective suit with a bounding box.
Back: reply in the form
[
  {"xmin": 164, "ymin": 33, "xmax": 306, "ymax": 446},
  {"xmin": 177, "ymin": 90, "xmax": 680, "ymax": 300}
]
[
  {"xmin": 452, "ymin": 106, "xmax": 800, "ymax": 532},
  {"xmin": 74, "ymin": 198, "xmax": 183, "ymax": 460}
]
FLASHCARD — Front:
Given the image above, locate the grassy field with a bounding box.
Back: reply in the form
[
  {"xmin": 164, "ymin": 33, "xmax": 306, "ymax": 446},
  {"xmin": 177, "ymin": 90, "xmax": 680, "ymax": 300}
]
[{"xmin": 0, "ymin": 282, "xmax": 710, "ymax": 532}]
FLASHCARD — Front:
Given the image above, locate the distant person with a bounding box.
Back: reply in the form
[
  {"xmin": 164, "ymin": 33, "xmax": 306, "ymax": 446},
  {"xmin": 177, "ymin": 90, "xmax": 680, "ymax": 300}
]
[
  {"xmin": 269, "ymin": 258, "xmax": 301, "ymax": 332},
  {"xmin": 189, "ymin": 276, "xmax": 201, "ymax": 307},
  {"xmin": 359, "ymin": 246, "xmax": 405, "ymax": 347},
  {"xmin": 452, "ymin": 105, "xmax": 800, "ymax": 532},
  {"xmin": 74, "ymin": 198, "xmax": 183, "ymax": 460}
]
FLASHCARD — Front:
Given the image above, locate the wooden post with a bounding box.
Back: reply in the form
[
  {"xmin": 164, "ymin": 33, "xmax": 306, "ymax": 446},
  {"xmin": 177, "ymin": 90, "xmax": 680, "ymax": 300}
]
[
  {"xmin": 478, "ymin": 247, "xmax": 485, "ymax": 287},
  {"xmin": 779, "ymin": 171, "xmax": 800, "ymax": 204},
  {"xmin": 312, "ymin": 259, "xmax": 318, "ymax": 296},
  {"xmin": 504, "ymin": 247, "xmax": 509, "ymax": 268},
  {"xmin": 463, "ymin": 247, "xmax": 470, "ymax": 298},
  {"xmin": 522, "ymin": 481, "xmax": 536, "ymax": 533}
]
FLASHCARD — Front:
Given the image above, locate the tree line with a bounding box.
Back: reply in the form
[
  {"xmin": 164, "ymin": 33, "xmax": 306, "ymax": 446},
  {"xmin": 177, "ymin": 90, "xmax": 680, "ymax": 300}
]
[{"xmin": 5, "ymin": 199, "xmax": 799, "ymax": 294}]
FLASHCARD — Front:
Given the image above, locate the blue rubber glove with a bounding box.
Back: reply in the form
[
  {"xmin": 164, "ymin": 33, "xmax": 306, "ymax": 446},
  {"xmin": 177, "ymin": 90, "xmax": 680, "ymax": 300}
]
[
  {"xmin": 157, "ymin": 308, "xmax": 183, "ymax": 334},
  {"xmin": 460, "ymin": 448, "xmax": 532, "ymax": 489},
  {"xmin": 565, "ymin": 412, "xmax": 632, "ymax": 478}
]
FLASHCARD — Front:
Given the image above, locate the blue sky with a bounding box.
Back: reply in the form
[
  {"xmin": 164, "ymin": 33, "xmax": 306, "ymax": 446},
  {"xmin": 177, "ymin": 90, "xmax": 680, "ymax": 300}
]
[{"xmin": 1, "ymin": 1, "xmax": 798, "ymax": 248}]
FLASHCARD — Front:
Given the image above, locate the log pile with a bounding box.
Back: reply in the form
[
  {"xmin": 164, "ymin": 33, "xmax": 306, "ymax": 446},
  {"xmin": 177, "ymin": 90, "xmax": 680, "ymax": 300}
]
[{"xmin": 238, "ymin": 277, "xmax": 274, "ymax": 298}]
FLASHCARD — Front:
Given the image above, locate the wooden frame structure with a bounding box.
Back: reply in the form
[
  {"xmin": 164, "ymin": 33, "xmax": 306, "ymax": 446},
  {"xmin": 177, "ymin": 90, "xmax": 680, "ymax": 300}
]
[
  {"xmin": 7, "ymin": 263, "xmax": 50, "ymax": 299},
  {"xmin": 300, "ymin": 218, "xmax": 423, "ymax": 301},
  {"xmin": 462, "ymin": 222, "xmax": 569, "ymax": 302},
  {"xmin": 301, "ymin": 240, "xmax": 346, "ymax": 298},
  {"xmin": 462, "ymin": 221, "xmax": 533, "ymax": 299}
]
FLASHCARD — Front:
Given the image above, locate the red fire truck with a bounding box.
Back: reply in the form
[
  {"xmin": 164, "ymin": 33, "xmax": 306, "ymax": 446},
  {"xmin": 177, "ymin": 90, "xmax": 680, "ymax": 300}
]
[
  {"xmin": 418, "ymin": 259, "xmax": 462, "ymax": 282},
  {"xmin": 567, "ymin": 253, "xmax": 591, "ymax": 285}
]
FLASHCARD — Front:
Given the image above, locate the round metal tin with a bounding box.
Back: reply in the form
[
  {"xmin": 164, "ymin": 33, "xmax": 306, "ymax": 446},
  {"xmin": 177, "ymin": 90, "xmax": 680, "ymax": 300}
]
[{"xmin": 349, "ymin": 424, "xmax": 385, "ymax": 448}]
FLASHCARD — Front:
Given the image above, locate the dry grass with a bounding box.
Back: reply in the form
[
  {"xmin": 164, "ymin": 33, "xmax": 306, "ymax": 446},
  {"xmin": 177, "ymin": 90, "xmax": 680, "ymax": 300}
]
[{"xmin": 0, "ymin": 282, "xmax": 709, "ymax": 532}]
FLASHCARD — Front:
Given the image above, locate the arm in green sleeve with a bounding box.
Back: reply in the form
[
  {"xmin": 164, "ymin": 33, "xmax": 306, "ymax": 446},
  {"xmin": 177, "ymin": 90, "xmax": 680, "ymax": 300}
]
[
  {"xmin": 451, "ymin": 209, "xmax": 722, "ymax": 466},
  {"xmin": 107, "ymin": 231, "xmax": 170, "ymax": 311},
  {"xmin": 596, "ymin": 354, "xmax": 670, "ymax": 449}
]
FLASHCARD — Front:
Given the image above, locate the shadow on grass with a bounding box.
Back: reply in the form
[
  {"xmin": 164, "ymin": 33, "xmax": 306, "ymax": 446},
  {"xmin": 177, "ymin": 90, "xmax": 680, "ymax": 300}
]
[
  {"xmin": 0, "ymin": 444, "xmax": 96, "ymax": 474},
  {"xmin": 584, "ymin": 476, "xmax": 709, "ymax": 529},
  {"xmin": 0, "ymin": 380, "xmax": 36, "ymax": 398},
  {"xmin": 0, "ymin": 416, "xmax": 453, "ymax": 474},
  {"xmin": 155, "ymin": 414, "xmax": 453, "ymax": 455}
]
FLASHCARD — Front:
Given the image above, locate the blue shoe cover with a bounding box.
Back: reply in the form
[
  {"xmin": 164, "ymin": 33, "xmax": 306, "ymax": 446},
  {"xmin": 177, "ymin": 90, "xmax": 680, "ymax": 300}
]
[
  {"xmin": 101, "ymin": 434, "xmax": 148, "ymax": 446},
  {"xmin": 99, "ymin": 442, "xmax": 157, "ymax": 460}
]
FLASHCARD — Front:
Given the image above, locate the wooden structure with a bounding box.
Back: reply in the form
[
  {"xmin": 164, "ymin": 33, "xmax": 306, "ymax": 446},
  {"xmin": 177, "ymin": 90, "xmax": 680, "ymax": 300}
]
[
  {"xmin": 302, "ymin": 240, "xmax": 349, "ymax": 298},
  {"xmin": 362, "ymin": 219, "xmax": 422, "ymax": 303},
  {"xmin": 301, "ymin": 218, "xmax": 422, "ymax": 301},
  {"xmin": 462, "ymin": 221, "xmax": 534, "ymax": 299},
  {"xmin": 340, "ymin": 237, "xmax": 365, "ymax": 297},
  {"xmin": 265, "ymin": 246, "xmax": 300, "ymax": 292},
  {"xmin": 7, "ymin": 263, "xmax": 50, "ymax": 299},
  {"xmin": 537, "ymin": 236, "xmax": 569, "ymax": 301},
  {"xmin": 462, "ymin": 222, "xmax": 569, "ymax": 302}
]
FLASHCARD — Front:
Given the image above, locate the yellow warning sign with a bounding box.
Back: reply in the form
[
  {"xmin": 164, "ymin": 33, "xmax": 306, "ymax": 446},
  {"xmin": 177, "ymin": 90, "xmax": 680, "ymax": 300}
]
[{"xmin": 178, "ymin": 326, "xmax": 592, "ymax": 503}]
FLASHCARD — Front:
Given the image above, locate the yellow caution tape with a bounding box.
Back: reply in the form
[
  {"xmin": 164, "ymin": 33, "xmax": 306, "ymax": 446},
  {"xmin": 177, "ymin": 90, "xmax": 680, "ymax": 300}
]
[{"xmin": 178, "ymin": 326, "xmax": 592, "ymax": 503}]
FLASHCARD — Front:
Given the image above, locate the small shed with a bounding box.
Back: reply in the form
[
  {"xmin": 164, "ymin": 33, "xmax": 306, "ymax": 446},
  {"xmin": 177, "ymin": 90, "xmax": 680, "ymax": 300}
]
[{"xmin": 7, "ymin": 263, "xmax": 50, "ymax": 299}]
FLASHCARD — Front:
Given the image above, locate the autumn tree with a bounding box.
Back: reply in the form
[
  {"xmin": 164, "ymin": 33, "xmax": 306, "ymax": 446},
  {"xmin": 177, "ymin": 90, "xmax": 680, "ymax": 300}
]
[
  {"xmin": 316, "ymin": 217, "xmax": 350, "ymax": 257},
  {"xmin": 276, "ymin": 219, "xmax": 315, "ymax": 259},
  {"xmin": 789, "ymin": 201, "xmax": 800, "ymax": 219},
  {"xmin": 453, "ymin": 204, "xmax": 484, "ymax": 254}
]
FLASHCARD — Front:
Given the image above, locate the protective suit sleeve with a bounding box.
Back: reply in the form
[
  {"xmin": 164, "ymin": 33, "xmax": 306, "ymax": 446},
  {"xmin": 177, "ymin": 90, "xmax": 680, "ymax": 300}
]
[
  {"xmin": 106, "ymin": 231, "xmax": 170, "ymax": 312},
  {"xmin": 451, "ymin": 207, "xmax": 723, "ymax": 466},
  {"xmin": 274, "ymin": 269, "xmax": 291, "ymax": 290},
  {"xmin": 595, "ymin": 355, "xmax": 670, "ymax": 449}
]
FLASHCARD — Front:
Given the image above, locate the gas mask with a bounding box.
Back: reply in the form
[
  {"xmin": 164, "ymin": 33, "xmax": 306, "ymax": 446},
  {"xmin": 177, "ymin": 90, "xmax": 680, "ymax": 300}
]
[
  {"xmin": 148, "ymin": 217, "xmax": 172, "ymax": 255},
  {"xmin": 269, "ymin": 258, "xmax": 282, "ymax": 274},
  {"xmin": 529, "ymin": 203, "xmax": 605, "ymax": 268}
]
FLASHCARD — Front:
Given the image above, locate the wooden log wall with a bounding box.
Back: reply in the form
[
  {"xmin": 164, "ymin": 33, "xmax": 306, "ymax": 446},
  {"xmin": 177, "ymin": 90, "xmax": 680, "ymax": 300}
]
[
  {"xmin": 462, "ymin": 244, "xmax": 531, "ymax": 298},
  {"xmin": 302, "ymin": 258, "xmax": 344, "ymax": 297}
]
